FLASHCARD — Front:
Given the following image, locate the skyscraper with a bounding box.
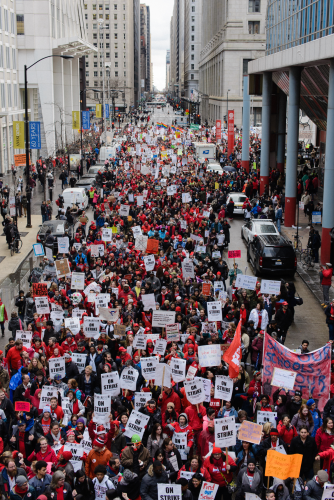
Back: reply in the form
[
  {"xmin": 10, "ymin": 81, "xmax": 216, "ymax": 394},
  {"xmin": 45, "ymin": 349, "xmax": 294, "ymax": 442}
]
[{"xmin": 140, "ymin": 3, "xmax": 151, "ymax": 93}]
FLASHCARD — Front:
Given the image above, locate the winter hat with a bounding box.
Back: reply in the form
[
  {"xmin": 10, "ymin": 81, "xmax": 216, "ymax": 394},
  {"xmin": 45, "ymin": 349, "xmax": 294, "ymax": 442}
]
[
  {"xmin": 96, "ymin": 425, "xmax": 106, "ymax": 435},
  {"xmin": 270, "ymin": 428, "xmax": 279, "ymax": 436},
  {"xmin": 212, "ymin": 446, "xmax": 222, "ymax": 454},
  {"xmin": 54, "ymin": 374, "xmax": 62, "ymax": 381},
  {"xmin": 306, "ymin": 399, "xmax": 315, "ymax": 407},
  {"xmin": 295, "ymin": 390, "xmax": 302, "ymax": 397},
  {"xmin": 123, "ymin": 469, "xmax": 136, "ymax": 483},
  {"xmin": 178, "ymin": 413, "xmax": 188, "ymax": 424},
  {"xmin": 16, "ymin": 476, "xmax": 27, "ymax": 487},
  {"xmin": 43, "ymin": 406, "xmax": 51, "ymax": 414},
  {"xmin": 93, "ymin": 437, "xmax": 105, "ymax": 448},
  {"xmin": 61, "ymin": 451, "xmax": 73, "ymax": 461},
  {"xmin": 77, "ymin": 418, "xmax": 85, "ymax": 424},
  {"xmin": 131, "ymin": 434, "xmax": 141, "ymax": 444},
  {"xmin": 317, "ymin": 470, "xmax": 329, "ymax": 482}
]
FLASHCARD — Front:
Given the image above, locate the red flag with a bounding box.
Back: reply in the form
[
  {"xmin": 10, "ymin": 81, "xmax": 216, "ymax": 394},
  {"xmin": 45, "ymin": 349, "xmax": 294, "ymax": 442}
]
[{"xmin": 223, "ymin": 320, "xmax": 242, "ymax": 378}]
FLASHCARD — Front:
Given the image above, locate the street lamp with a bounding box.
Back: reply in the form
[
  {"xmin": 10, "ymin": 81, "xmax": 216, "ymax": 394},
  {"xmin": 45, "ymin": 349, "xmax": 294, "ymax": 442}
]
[
  {"xmin": 24, "ymin": 54, "xmax": 73, "ymax": 227},
  {"xmin": 226, "ymin": 89, "xmax": 231, "ymax": 128}
]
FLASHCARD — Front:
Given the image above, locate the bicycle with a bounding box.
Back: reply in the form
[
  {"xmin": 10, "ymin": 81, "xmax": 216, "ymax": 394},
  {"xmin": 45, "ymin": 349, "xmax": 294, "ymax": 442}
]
[
  {"xmin": 293, "ymin": 233, "xmax": 303, "ymax": 258},
  {"xmin": 301, "ymin": 246, "xmax": 315, "ymax": 269},
  {"xmin": 10, "ymin": 234, "xmax": 22, "ymax": 256}
]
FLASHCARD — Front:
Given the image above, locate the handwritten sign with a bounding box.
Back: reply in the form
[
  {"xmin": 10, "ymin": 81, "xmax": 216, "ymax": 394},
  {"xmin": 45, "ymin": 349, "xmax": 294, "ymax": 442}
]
[
  {"xmin": 265, "ymin": 450, "xmax": 303, "ymax": 480},
  {"xmin": 198, "ymin": 482, "xmax": 219, "ymax": 500},
  {"xmin": 228, "ymin": 250, "xmax": 241, "ymax": 258},
  {"xmin": 271, "ymin": 367, "xmax": 297, "ymax": 391},
  {"xmin": 198, "ymin": 344, "xmax": 222, "ymax": 368},
  {"xmin": 15, "ymin": 402, "xmax": 30, "ymax": 412},
  {"xmin": 32, "ymin": 283, "xmax": 48, "ymax": 298},
  {"xmin": 238, "ymin": 420, "xmax": 262, "ymax": 445}
]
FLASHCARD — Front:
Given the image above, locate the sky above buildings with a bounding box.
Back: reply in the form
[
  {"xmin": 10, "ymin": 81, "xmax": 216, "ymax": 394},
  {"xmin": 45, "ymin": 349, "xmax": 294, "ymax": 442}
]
[{"xmin": 143, "ymin": 0, "xmax": 174, "ymax": 91}]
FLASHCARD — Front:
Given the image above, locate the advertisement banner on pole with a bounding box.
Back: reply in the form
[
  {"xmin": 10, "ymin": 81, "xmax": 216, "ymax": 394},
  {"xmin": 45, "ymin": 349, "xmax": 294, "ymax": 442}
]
[
  {"xmin": 82, "ymin": 111, "xmax": 91, "ymax": 130},
  {"xmin": 105, "ymin": 103, "xmax": 110, "ymax": 119},
  {"xmin": 29, "ymin": 122, "xmax": 41, "ymax": 149},
  {"xmin": 216, "ymin": 119, "xmax": 222, "ymax": 140},
  {"xmin": 72, "ymin": 111, "xmax": 80, "ymax": 130},
  {"xmin": 13, "ymin": 121, "xmax": 24, "ymax": 149},
  {"xmin": 96, "ymin": 104, "xmax": 102, "ymax": 118},
  {"xmin": 228, "ymin": 110, "xmax": 235, "ymax": 155}
]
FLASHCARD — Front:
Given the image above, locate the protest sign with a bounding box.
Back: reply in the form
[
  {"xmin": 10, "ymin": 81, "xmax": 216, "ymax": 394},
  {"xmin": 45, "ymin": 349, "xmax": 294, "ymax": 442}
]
[
  {"xmin": 133, "ymin": 334, "xmax": 147, "ymax": 350},
  {"xmin": 55, "ymin": 259, "xmax": 70, "ymax": 278},
  {"xmin": 238, "ymin": 421, "xmax": 262, "ymax": 445},
  {"xmin": 134, "ymin": 392, "xmax": 152, "ymax": 411},
  {"xmin": 71, "ymin": 272, "xmax": 85, "ymax": 290},
  {"xmin": 228, "ymin": 250, "xmax": 241, "ymax": 258},
  {"xmin": 154, "ymin": 363, "xmax": 172, "ymax": 388},
  {"xmin": 166, "ymin": 323, "xmax": 180, "ymax": 342},
  {"xmin": 99, "ymin": 307, "xmax": 119, "ymax": 322},
  {"xmin": 141, "ymin": 356, "xmax": 159, "ymax": 379},
  {"xmin": 135, "ymin": 235, "xmax": 148, "ymax": 252},
  {"xmin": 147, "ymin": 239, "xmax": 159, "ymax": 254},
  {"xmin": 180, "ymin": 471, "xmax": 196, "ymax": 480},
  {"xmin": 102, "ymin": 228, "xmax": 112, "ymax": 242},
  {"xmin": 198, "ymin": 482, "xmax": 219, "ymax": 500},
  {"xmin": 57, "ymin": 237, "xmax": 69, "ymax": 254},
  {"xmin": 263, "ymin": 333, "xmax": 330, "ymax": 411},
  {"xmin": 198, "ymin": 344, "xmax": 222, "ymax": 367},
  {"xmin": 62, "ymin": 397, "xmax": 72, "ymax": 423},
  {"xmin": 153, "ymin": 339, "xmax": 167, "ymax": 356},
  {"xmin": 63, "ymin": 443, "xmax": 84, "ymax": 472},
  {"xmin": 214, "ymin": 416, "xmax": 236, "ymax": 447},
  {"xmin": 214, "ymin": 375, "xmax": 234, "ymax": 401},
  {"xmin": 114, "ymin": 324, "xmax": 126, "ymax": 337},
  {"xmin": 71, "ymin": 353, "xmax": 87, "ymax": 373},
  {"xmin": 15, "ymin": 402, "xmax": 30, "ymax": 412},
  {"xmin": 183, "ymin": 379, "xmax": 205, "ymax": 405},
  {"xmin": 142, "ymin": 293, "xmax": 156, "ymax": 311},
  {"xmin": 132, "ymin": 226, "xmax": 143, "ymax": 238},
  {"xmin": 95, "ymin": 293, "xmax": 110, "ymax": 314},
  {"xmin": 260, "ymin": 280, "xmax": 281, "ymax": 295},
  {"xmin": 64, "ymin": 317, "xmax": 80, "ymax": 335},
  {"xmin": 83, "ymin": 317, "xmax": 100, "ymax": 338},
  {"xmin": 246, "ymin": 495, "xmax": 262, "ymax": 500},
  {"xmin": 170, "ymin": 358, "xmax": 186, "ymax": 383},
  {"xmin": 32, "ymin": 243, "xmax": 45, "ymax": 257},
  {"xmin": 124, "ymin": 410, "xmax": 150, "ymax": 440},
  {"xmin": 152, "ymin": 311, "xmax": 176, "ymax": 328},
  {"xmin": 101, "ymin": 372, "xmax": 120, "ymax": 396},
  {"xmin": 48, "ymin": 357, "xmax": 65, "ymax": 380},
  {"xmin": 182, "ymin": 192, "xmax": 192, "ymax": 203},
  {"xmin": 257, "ymin": 411, "xmax": 278, "ymax": 426},
  {"xmin": 271, "ymin": 367, "xmax": 297, "ymax": 391},
  {"xmin": 119, "ymin": 205, "xmax": 130, "ymax": 216},
  {"xmin": 173, "ymin": 432, "xmax": 188, "ymax": 460},
  {"xmin": 16, "ymin": 331, "xmax": 33, "ymax": 349},
  {"xmin": 202, "ymin": 283, "xmax": 211, "ymax": 296},
  {"xmin": 120, "ymin": 366, "xmax": 139, "ymax": 391},
  {"xmin": 207, "ymin": 302, "xmax": 222, "ymax": 322},
  {"xmin": 212, "ymin": 251, "xmax": 221, "ymax": 259},
  {"xmin": 202, "ymin": 322, "xmax": 217, "ymax": 337},
  {"xmin": 90, "ymin": 245, "xmax": 99, "ymax": 257},
  {"xmin": 32, "ymin": 283, "xmax": 48, "ymax": 298},
  {"xmin": 235, "ymin": 275, "xmax": 257, "ymax": 290},
  {"xmin": 321, "ymin": 486, "xmax": 334, "ymax": 500},
  {"xmin": 182, "ymin": 261, "xmax": 195, "ymax": 279},
  {"xmin": 137, "ymin": 196, "xmax": 144, "ymax": 206},
  {"xmin": 93, "ymin": 394, "xmax": 111, "ymax": 424},
  {"xmin": 265, "ymin": 450, "xmax": 303, "ymax": 480},
  {"xmin": 40, "ymin": 386, "xmax": 58, "ymax": 406},
  {"xmin": 35, "ymin": 296, "xmax": 50, "ymax": 315},
  {"xmin": 158, "ymin": 485, "xmax": 182, "ymax": 500},
  {"xmin": 143, "ymin": 255, "xmax": 155, "ymax": 272}
]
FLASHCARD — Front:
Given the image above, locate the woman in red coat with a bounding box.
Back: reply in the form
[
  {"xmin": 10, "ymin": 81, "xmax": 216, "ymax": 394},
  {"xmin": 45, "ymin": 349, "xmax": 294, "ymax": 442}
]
[
  {"xmin": 28, "ymin": 436, "xmax": 57, "ymax": 463},
  {"xmin": 277, "ymin": 414, "xmax": 298, "ymax": 446},
  {"xmin": 204, "ymin": 447, "xmax": 237, "ymax": 500},
  {"xmin": 315, "ymin": 418, "xmax": 334, "ymax": 453}
]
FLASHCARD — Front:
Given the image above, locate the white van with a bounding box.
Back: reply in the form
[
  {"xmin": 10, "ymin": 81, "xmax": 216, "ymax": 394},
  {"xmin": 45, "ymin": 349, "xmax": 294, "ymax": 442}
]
[
  {"xmin": 99, "ymin": 146, "xmax": 117, "ymax": 162},
  {"xmin": 62, "ymin": 188, "xmax": 88, "ymax": 210}
]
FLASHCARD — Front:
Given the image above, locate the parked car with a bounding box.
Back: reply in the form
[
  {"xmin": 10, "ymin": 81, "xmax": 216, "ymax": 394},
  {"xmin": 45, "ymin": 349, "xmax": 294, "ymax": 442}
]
[
  {"xmin": 242, "ymin": 219, "xmax": 280, "ymax": 243},
  {"xmin": 207, "ymin": 163, "xmax": 224, "ymax": 175},
  {"xmin": 247, "ymin": 234, "xmax": 297, "ymax": 277},
  {"xmin": 74, "ymin": 177, "xmax": 97, "ymax": 192},
  {"xmin": 37, "ymin": 220, "xmax": 70, "ymax": 255},
  {"xmin": 226, "ymin": 193, "xmax": 248, "ymax": 214}
]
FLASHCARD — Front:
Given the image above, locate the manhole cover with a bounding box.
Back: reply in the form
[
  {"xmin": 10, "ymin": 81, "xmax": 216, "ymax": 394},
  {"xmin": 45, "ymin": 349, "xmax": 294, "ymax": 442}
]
[
  {"xmin": 0, "ymin": 257, "xmax": 6, "ymax": 264},
  {"xmin": 19, "ymin": 232, "xmax": 28, "ymax": 237}
]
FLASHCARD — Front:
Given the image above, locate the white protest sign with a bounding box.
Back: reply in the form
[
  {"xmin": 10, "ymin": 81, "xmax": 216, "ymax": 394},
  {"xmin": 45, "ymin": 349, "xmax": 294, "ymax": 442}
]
[
  {"xmin": 182, "ymin": 260, "xmax": 195, "ymax": 279},
  {"xmin": 135, "ymin": 235, "xmax": 148, "ymax": 252},
  {"xmin": 102, "ymin": 228, "xmax": 112, "ymax": 242},
  {"xmin": 71, "ymin": 272, "xmax": 85, "ymax": 290},
  {"xmin": 158, "ymin": 485, "xmax": 182, "ymax": 500},
  {"xmin": 119, "ymin": 205, "xmax": 130, "ymax": 216},
  {"xmin": 142, "ymin": 293, "xmax": 156, "ymax": 311},
  {"xmin": 154, "ymin": 363, "xmax": 172, "ymax": 388},
  {"xmin": 93, "ymin": 393, "xmax": 112, "ymax": 424},
  {"xmin": 48, "ymin": 357, "xmax": 66, "ymax": 380},
  {"xmin": 214, "ymin": 416, "xmax": 236, "ymax": 447},
  {"xmin": 207, "ymin": 302, "xmax": 222, "ymax": 322},
  {"xmin": 180, "ymin": 220, "xmax": 187, "ymax": 230},
  {"xmin": 166, "ymin": 323, "xmax": 180, "ymax": 342},
  {"xmin": 95, "ymin": 293, "xmax": 110, "ymax": 314},
  {"xmin": 170, "ymin": 358, "xmax": 186, "ymax": 383},
  {"xmin": 201, "ymin": 377, "xmax": 211, "ymax": 403},
  {"xmin": 101, "ymin": 372, "xmax": 120, "ymax": 396},
  {"xmin": 137, "ymin": 196, "xmax": 144, "ymax": 206},
  {"xmin": 90, "ymin": 245, "xmax": 99, "ymax": 257},
  {"xmin": 143, "ymin": 255, "xmax": 155, "ymax": 272},
  {"xmin": 83, "ymin": 317, "xmax": 100, "ymax": 338},
  {"xmin": 141, "ymin": 356, "xmax": 159, "ymax": 379},
  {"xmin": 71, "ymin": 353, "xmax": 87, "ymax": 373},
  {"xmin": 134, "ymin": 392, "xmax": 152, "ymax": 411},
  {"xmin": 133, "ymin": 334, "xmax": 147, "ymax": 350},
  {"xmin": 214, "ymin": 375, "xmax": 234, "ymax": 401},
  {"xmin": 235, "ymin": 274, "xmax": 258, "ymax": 291},
  {"xmin": 15, "ymin": 331, "xmax": 33, "ymax": 349},
  {"xmin": 132, "ymin": 226, "xmax": 143, "ymax": 238},
  {"xmin": 63, "ymin": 443, "xmax": 84, "ymax": 471},
  {"xmin": 183, "ymin": 379, "xmax": 205, "ymax": 405},
  {"xmin": 173, "ymin": 432, "xmax": 188, "ymax": 460},
  {"xmin": 120, "ymin": 366, "xmax": 139, "ymax": 391},
  {"xmin": 65, "ymin": 317, "xmax": 80, "ymax": 335},
  {"xmin": 153, "ymin": 339, "xmax": 167, "ymax": 356},
  {"xmin": 35, "ymin": 297, "xmax": 50, "ymax": 315},
  {"xmin": 198, "ymin": 344, "xmax": 222, "ymax": 368},
  {"xmin": 198, "ymin": 482, "xmax": 219, "ymax": 500},
  {"xmin": 271, "ymin": 367, "xmax": 297, "ymax": 391},
  {"xmin": 256, "ymin": 411, "xmax": 278, "ymax": 426},
  {"xmin": 152, "ymin": 311, "xmax": 176, "ymax": 328},
  {"xmin": 260, "ymin": 279, "xmax": 281, "ymax": 295},
  {"xmin": 245, "ymin": 495, "xmax": 262, "ymax": 500},
  {"xmin": 57, "ymin": 237, "xmax": 69, "ymax": 254},
  {"xmin": 124, "ymin": 410, "xmax": 150, "ymax": 440},
  {"xmin": 40, "ymin": 386, "xmax": 58, "ymax": 406},
  {"xmin": 182, "ymin": 192, "xmax": 192, "ymax": 203}
]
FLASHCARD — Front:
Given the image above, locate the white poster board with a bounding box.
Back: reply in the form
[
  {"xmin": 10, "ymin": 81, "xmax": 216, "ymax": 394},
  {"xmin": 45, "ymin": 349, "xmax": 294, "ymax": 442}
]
[
  {"xmin": 48, "ymin": 357, "xmax": 66, "ymax": 380},
  {"xmin": 198, "ymin": 344, "xmax": 222, "ymax": 368},
  {"xmin": 214, "ymin": 375, "xmax": 233, "ymax": 402},
  {"xmin": 101, "ymin": 371, "xmax": 120, "ymax": 396},
  {"xmin": 124, "ymin": 410, "xmax": 150, "ymax": 440},
  {"xmin": 214, "ymin": 416, "xmax": 236, "ymax": 448},
  {"xmin": 183, "ymin": 379, "xmax": 205, "ymax": 405}
]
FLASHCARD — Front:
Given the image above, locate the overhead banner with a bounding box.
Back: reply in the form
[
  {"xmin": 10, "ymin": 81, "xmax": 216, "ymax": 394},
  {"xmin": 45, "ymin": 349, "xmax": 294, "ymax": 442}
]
[
  {"xmin": 105, "ymin": 103, "xmax": 110, "ymax": 119},
  {"xmin": 227, "ymin": 110, "xmax": 234, "ymax": 156},
  {"xmin": 72, "ymin": 111, "xmax": 80, "ymax": 129},
  {"xmin": 263, "ymin": 333, "xmax": 330, "ymax": 411},
  {"xmin": 13, "ymin": 121, "xmax": 24, "ymax": 149}
]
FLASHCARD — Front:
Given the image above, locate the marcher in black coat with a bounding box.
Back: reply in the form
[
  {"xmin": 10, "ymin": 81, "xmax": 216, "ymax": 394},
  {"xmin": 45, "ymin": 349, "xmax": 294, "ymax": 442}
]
[
  {"xmin": 289, "ymin": 429, "xmax": 318, "ymax": 478},
  {"xmin": 72, "ymin": 470, "xmax": 95, "ymax": 500},
  {"xmin": 139, "ymin": 400, "xmax": 162, "ymax": 445}
]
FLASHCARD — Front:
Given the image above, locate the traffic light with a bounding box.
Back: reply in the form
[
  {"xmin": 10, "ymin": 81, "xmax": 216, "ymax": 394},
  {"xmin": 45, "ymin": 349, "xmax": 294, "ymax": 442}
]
[
  {"xmin": 112, "ymin": 122, "xmax": 115, "ymax": 129},
  {"xmin": 196, "ymin": 114, "xmax": 201, "ymax": 124}
]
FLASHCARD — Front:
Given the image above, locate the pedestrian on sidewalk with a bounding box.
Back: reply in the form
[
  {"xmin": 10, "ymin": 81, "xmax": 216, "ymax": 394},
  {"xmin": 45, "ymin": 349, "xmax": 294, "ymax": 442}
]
[
  {"xmin": 0, "ymin": 298, "xmax": 8, "ymax": 338},
  {"xmin": 41, "ymin": 201, "xmax": 47, "ymax": 223},
  {"xmin": 275, "ymin": 203, "xmax": 283, "ymax": 233},
  {"xmin": 320, "ymin": 263, "xmax": 333, "ymax": 307}
]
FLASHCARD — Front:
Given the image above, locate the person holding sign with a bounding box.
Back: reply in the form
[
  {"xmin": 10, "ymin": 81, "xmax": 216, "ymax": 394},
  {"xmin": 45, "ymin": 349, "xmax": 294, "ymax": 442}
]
[
  {"xmin": 203, "ymin": 447, "xmax": 237, "ymax": 500},
  {"xmin": 235, "ymin": 458, "xmax": 263, "ymax": 500},
  {"xmin": 85, "ymin": 437, "xmax": 113, "ymax": 479},
  {"xmin": 121, "ymin": 434, "xmax": 150, "ymax": 479}
]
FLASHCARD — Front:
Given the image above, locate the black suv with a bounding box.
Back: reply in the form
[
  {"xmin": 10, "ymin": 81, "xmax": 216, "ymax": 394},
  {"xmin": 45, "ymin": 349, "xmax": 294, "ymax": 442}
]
[{"xmin": 247, "ymin": 235, "xmax": 297, "ymax": 277}]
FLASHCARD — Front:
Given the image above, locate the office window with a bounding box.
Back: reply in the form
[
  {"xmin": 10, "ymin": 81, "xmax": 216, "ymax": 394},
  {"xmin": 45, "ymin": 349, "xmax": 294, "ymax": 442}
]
[
  {"xmin": 93, "ymin": 33, "xmax": 97, "ymax": 39},
  {"xmin": 94, "ymin": 81, "xmax": 98, "ymax": 87},
  {"xmin": 86, "ymin": 71, "xmax": 89, "ymax": 77},
  {"xmin": 191, "ymin": 26, "xmax": 194, "ymax": 31},
  {"xmin": 12, "ymin": 48, "xmax": 15, "ymax": 69},
  {"xmin": 124, "ymin": 71, "xmax": 126, "ymax": 76},
  {"xmin": 86, "ymin": 61, "xmax": 89, "ymax": 67},
  {"xmin": 106, "ymin": 33, "xmax": 109, "ymax": 39},
  {"xmin": 85, "ymin": 14, "xmax": 88, "ymax": 19},
  {"xmin": 106, "ymin": 52, "xmax": 110, "ymax": 58},
  {"xmin": 123, "ymin": 23, "xmax": 125, "ymax": 29},
  {"xmin": 100, "ymin": 61, "xmax": 103, "ymax": 67},
  {"xmin": 10, "ymin": 12, "xmax": 14, "ymax": 33},
  {"xmin": 115, "ymin": 61, "xmax": 118, "ymax": 67},
  {"xmin": 123, "ymin": 33, "xmax": 125, "ymax": 39},
  {"xmin": 105, "ymin": 14, "xmax": 109, "ymax": 19},
  {"xmin": 123, "ymin": 43, "xmax": 126, "ymax": 49},
  {"xmin": 94, "ymin": 71, "xmax": 98, "ymax": 76},
  {"xmin": 4, "ymin": 9, "xmax": 8, "ymax": 31},
  {"xmin": 16, "ymin": 14, "xmax": 24, "ymax": 35},
  {"xmin": 100, "ymin": 71, "xmax": 103, "ymax": 76},
  {"xmin": 115, "ymin": 52, "xmax": 118, "ymax": 58},
  {"xmin": 99, "ymin": 33, "xmax": 103, "ymax": 39},
  {"xmin": 191, "ymin": 64, "xmax": 194, "ymax": 69},
  {"xmin": 105, "ymin": 24, "xmax": 109, "ymax": 28},
  {"xmin": 86, "ymin": 23, "xmax": 88, "ymax": 29},
  {"xmin": 123, "ymin": 4, "xmax": 125, "ymax": 9},
  {"xmin": 106, "ymin": 43, "xmax": 110, "ymax": 48},
  {"xmin": 191, "ymin": 35, "xmax": 194, "ymax": 41},
  {"xmin": 123, "ymin": 14, "xmax": 126, "ymax": 20},
  {"xmin": 191, "ymin": 74, "xmax": 194, "ymax": 80},
  {"xmin": 192, "ymin": 6, "xmax": 195, "ymax": 11},
  {"xmin": 92, "ymin": 4, "xmax": 97, "ymax": 10},
  {"xmin": 124, "ymin": 61, "xmax": 126, "ymax": 67},
  {"xmin": 114, "ymin": 14, "xmax": 117, "ymax": 19},
  {"xmin": 105, "ymin": 3, "xmax": 109, "ymax": 10},
  {"xmin": 93, "ymin": 42, "xmax": 97, "ymax": 47},
  {"xmin": 248, "ymin": 21, "xmax": 260, "ymax": 34},
  {"xmin": 6, "ymin": 46, "xmax": 10, "ymax": 67},
  {"xmin": 93, "ymin": 23, "xmax": 97, "ymax": 29},
  {"xmin": 123, "ymin": 52, "xmax": 126, "ymax": 58},
  {"xmin": 99, "ymin": 4, "xmax": 103, "ymax": 10},
  {"xmin": 93, "ymin": 14, "xmax": 96, "ymax": 19},
  {"xmin": 99, "ymin": 42, "xmax": 103, "ymax": 48},
  {"xmin": 114, "ymin": 33, "xmax": 118, "ymax": 39},
  {"xmin": 243, "ymin": 58, "xmax": 252, "ymax": 75},
  {"xmin": 0, "ymin": 83, "xmax": 4, "ymax": 107},
  {"xmin": 115, "ymin": 43, "xmax": 118, "ymax": 48},
  {"xmin": 114, "ymin": 4, "xmax": 117, "ymax": 9},
  {"xmin": 191, "ymin": 16, "xmax": 195, "ymax": 21},
  {"xmin": 84, "ymin": 4, "xmax": 87, "ymax": 9},
  {"xmin": 0, "ymin": 9, "xmax": 2, "ymax": 30},
  {"xmin": 86, "ymin": 80, "xmax": 89, "ymax": 86},
  {"xmin": 191, "ymin": 55, "xmax": 194, "ymax": 60},
  {"xmin": 0, "ymin": 46, "xmax": 3, "ymax": 67},
  {"xmin": 114, "ymin": 23, "xmax": 117, "ymax": 29},
  {"xmin": 13, "ymin": 83, "xmax": 17, "ymax": 107},
  {"xmin": 94, "ymin": 61, "xmax": 97, "ymax": 67},
  {"xmin": 191, "ymin": 45, "xmax": 194, "ymax": 50},
  {"xmin": 115, "ymin": 71, "xmax": 118, "ymax": 76},
  {"xmin": 7, "ymin": 83, "xmax": 11, "ymax": 107},
  {"xmin": 249, "ymin": 0, "xmax": 260, "ymax": 12}
]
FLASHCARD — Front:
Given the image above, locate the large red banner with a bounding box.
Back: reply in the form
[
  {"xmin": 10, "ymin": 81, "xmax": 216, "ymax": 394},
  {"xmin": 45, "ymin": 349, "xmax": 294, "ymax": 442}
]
[
  {"xmin": 216, "ymin": 119, "xmax": 221, "ymax": 140},
  {"xmin": 263, "ymin": 334, "xmax": 330, "ymax": 411},
  {"xmin": 227, "ymin": 110, "xmax": 234, "ymax": 156}
]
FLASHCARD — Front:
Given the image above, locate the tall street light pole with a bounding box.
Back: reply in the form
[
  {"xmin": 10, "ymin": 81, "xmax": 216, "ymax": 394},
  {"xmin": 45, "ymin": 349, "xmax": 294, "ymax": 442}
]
[
  {"xmin": 24, "ymin": 54, "xmax": 73, "ymax": 227},
  {"xmin": 226, "ymin": 88, "xmax": 231, "ymax": 129}
]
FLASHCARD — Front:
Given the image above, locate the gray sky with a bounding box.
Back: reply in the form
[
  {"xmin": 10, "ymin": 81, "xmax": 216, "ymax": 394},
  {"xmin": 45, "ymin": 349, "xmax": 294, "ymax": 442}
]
[{"xmin": 143, "ymin": 0, "xmax": 174, "ymax": 91}]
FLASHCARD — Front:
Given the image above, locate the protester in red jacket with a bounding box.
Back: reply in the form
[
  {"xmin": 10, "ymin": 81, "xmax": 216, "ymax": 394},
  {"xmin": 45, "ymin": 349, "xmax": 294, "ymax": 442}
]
[
  {"xmin": 27, "ymin": 436, "xmax": 57, "ymax": 463},
  {"xmin": 184, "ymin": 403, "xmax": 206, "ymax": 443},
  {"xmin": 204, "ymin": 447, "xmax": 237, "ymax": 490},
  {"xmin": 158, "ymin": 386, "xmax": 183, "ymax": 415},
  {"xmin": 277, "ymin": 415, "xmax": 298, "ymax": 446}
]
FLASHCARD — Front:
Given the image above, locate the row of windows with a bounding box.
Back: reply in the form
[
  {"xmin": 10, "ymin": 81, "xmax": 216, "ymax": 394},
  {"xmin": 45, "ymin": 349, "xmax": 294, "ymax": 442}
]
[
  {"xmin": 0, "ymin": 82, "xmax": 18, "ymax": 108},
  {"xmin": 0, "ymin": 46, "xmax": 17, "ymax": 70},
  {"xmin": 84, "ymin": 3, "xmax": 126, "ymax": 11},
  {"xmin": 0, "ymin": 8, "xmax": 16, "ymax": 34},
  {"xmin": 92, "ymin": 72, "xmax": 126, "ymax": 84}
]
